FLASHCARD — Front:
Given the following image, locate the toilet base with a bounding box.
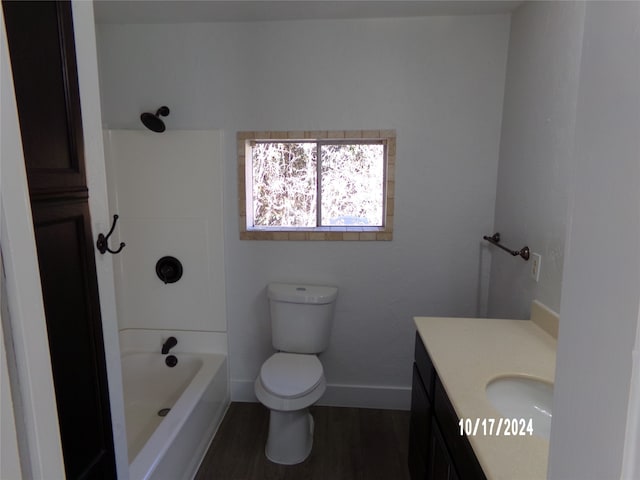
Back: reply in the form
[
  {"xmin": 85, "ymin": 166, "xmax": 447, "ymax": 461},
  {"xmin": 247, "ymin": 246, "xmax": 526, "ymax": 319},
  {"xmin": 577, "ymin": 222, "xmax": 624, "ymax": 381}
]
[{"xmin": 265, "ymin": 408, "xmax": 314, "ymax": 465}]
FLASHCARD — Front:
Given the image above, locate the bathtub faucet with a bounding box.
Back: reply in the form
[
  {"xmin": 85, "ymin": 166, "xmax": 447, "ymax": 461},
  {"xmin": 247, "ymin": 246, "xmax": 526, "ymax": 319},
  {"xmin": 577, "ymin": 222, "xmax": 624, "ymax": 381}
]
[{"xmin": 161, "ymin": 336, "xmax": 178, "ymax": 354}]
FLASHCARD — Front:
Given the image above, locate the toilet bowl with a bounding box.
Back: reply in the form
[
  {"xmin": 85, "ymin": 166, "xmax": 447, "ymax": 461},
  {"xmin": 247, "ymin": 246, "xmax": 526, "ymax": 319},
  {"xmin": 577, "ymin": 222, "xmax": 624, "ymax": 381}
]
[
  {"xmin": 255, "ymin": 283, "xmax": 338, "ymax": 465},
  {"xmin": 254, "ymin": 352, "xmax": 326, "ymax": 464}
]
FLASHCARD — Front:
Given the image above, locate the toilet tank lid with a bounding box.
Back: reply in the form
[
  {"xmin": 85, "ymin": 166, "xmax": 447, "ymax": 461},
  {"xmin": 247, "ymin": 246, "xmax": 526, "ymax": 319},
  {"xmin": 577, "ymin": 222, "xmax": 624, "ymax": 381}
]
[{"xmin": 268, "ymin": 283, "xmax": 338, "ymax": 305}]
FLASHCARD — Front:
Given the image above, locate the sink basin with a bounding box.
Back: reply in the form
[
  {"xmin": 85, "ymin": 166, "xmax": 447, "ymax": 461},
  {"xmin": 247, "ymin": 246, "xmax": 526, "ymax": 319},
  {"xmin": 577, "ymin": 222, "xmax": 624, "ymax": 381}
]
[{"xmin": 486, "ymin": 376, "xmax": 553, "ymax": 440}]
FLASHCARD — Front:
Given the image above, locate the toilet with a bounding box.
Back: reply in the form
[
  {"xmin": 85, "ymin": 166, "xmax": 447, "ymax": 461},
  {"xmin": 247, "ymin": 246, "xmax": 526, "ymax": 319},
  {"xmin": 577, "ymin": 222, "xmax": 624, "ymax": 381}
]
[{"xmin": 254, "ymin": 283, "xmax": 338, "ymax": 465}]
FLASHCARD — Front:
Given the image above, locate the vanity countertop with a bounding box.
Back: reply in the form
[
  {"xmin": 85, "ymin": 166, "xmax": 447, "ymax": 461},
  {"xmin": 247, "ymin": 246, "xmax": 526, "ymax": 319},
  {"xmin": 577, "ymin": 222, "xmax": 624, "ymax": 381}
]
[{"xmin": 413, "ymin": 313, "xmax": 556, "ymax": 480}]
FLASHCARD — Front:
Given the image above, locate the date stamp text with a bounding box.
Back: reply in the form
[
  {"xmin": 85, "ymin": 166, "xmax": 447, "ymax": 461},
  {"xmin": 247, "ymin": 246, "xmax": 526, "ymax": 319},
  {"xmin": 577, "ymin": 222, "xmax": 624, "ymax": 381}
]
[{"xmin": 458, "ymin": 417, "xmax": 534, "ymax": 436}]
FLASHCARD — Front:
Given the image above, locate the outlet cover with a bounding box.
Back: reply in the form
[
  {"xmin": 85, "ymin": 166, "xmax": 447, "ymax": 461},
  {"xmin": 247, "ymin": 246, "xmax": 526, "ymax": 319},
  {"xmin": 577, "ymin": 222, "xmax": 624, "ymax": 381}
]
[{"xmin": 531, "ymin": 253, "xmax": 542, "ymax": 282}]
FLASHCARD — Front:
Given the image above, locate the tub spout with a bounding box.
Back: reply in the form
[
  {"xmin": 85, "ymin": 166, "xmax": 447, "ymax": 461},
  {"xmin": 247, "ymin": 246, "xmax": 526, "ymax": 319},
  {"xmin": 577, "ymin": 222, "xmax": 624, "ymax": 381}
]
[{"xmin": 161, "ymin": 336, "xmax": 177, "ymax": 354}]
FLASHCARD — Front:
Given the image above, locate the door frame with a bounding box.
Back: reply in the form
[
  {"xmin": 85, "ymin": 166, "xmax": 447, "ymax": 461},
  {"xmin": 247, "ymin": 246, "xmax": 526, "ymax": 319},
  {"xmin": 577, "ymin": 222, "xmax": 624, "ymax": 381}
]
[{"xmin": 70, "ymin": 2, "xmax": 128, "ymax": 477}]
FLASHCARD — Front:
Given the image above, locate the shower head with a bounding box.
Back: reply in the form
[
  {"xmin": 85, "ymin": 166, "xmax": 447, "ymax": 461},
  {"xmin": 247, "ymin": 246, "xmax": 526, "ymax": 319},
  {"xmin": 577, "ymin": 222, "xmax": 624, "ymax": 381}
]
[{"xmin": 140, "ymin": 106, "xmax": 170, "ymax": 132}]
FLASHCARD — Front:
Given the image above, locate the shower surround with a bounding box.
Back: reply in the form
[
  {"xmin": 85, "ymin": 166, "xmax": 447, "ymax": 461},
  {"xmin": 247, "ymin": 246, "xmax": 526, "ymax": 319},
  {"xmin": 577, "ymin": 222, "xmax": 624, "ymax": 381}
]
[
  {"xmin": 103, "ymin": 129, "xmax": 226, "ymax": 332},
  {"xmin": 103, "ymin": 130, "xmax": 228, "ymax": 478}
]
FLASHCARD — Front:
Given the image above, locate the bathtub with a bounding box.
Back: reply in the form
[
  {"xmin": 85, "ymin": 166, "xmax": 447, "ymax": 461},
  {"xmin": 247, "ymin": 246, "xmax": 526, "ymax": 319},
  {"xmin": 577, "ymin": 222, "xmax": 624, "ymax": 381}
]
[{"xmin": 120, "ymin": 330, "xmax": 229, "ymax": 480}]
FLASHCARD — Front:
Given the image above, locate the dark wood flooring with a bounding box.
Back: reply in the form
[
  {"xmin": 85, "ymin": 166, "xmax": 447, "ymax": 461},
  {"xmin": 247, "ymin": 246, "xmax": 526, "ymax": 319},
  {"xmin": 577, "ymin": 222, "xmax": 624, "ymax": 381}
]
[{"xmin": 195, "ymin": 402, "xmax": 411, "ymax": 480}]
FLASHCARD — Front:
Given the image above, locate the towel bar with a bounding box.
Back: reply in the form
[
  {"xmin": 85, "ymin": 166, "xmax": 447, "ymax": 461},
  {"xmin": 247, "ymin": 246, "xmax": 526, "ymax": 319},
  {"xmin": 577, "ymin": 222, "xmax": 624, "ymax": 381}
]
[{"xmin": 483, "ymin": 232, "xmax": 529, "ymax": 261}]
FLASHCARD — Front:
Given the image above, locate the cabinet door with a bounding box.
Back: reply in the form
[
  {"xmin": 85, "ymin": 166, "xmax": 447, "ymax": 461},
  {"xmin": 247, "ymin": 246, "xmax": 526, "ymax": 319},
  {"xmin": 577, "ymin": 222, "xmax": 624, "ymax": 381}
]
[
  {"xmin": 429, "ymin": 422, "xmax": 459, "ymax": 480},
  {"xmin": 434, "ymin": 377, "xmax": 486, "ymax": 480},
  {"xmin": 409, "ymin": 364, "xmax": 432, "ymax": 480},
  {"xmin": 2, "ymin": 0, "xmax": 86, "ymax": 197},
  {"xmin": 31, "ymin": 200, "xmax": 116, "ymax": 479}
]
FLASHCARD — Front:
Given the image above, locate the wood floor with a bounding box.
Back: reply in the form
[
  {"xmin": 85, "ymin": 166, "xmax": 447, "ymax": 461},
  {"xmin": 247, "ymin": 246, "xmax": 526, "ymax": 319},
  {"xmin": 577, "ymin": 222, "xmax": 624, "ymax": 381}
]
[{"xmin": 195, "ymin": 402, "xmax": 411, "ymax": 480}]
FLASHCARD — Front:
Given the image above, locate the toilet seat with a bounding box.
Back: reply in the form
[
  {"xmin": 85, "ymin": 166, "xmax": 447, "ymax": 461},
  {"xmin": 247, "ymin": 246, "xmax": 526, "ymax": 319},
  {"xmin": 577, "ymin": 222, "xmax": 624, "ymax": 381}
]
[{"xmin": 260, "ymin": 353, "xmax": 323, "ymax": 398}]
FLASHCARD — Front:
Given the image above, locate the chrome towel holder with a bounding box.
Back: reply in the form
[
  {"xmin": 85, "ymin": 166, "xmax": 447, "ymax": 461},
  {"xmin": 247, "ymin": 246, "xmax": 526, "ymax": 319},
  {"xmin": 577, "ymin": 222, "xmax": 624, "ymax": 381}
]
[{"xmin": 483, "ymin": 232, "xmax": 530, "ymax": 261}]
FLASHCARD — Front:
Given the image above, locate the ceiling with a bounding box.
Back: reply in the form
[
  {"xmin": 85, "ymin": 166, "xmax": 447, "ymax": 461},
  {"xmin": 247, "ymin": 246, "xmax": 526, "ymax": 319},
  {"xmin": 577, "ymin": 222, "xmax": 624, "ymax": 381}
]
[{"xmin": 93, "ymin": 0, "xmax": 523, "ymax": 24}]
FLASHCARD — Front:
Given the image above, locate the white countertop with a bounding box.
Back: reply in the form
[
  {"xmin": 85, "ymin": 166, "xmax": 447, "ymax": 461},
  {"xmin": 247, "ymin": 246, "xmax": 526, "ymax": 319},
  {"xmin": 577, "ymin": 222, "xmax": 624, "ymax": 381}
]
[{"xmin": 414, "ymin": 314, "xmax": 556, "ymax": 480}]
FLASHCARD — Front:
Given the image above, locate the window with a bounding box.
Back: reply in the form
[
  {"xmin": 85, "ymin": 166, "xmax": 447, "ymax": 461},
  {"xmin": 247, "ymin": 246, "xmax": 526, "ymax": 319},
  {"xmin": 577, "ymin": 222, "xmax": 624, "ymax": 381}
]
[{"xmin": 238, "ymin": 130, "xmax": 396, "ymax": 240}]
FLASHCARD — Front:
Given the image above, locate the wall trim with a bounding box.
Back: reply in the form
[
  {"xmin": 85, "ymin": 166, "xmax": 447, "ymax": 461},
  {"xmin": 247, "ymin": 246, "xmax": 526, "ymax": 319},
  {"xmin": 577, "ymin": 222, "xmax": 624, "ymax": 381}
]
[
  {"xmin": 71, "ymin": 3, "xmax": 130, "ymax": 477},
  {"xmin": 231, "ymin": 379, "xmax": 410, "ymax": 411}
]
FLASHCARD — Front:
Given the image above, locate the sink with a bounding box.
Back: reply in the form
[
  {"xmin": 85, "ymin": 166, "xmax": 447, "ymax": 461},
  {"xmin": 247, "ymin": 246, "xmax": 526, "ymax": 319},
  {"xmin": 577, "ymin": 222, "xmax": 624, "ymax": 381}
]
[{"xmin": 486, "ymin": 376, "xmax": 553, "ymax": 440}]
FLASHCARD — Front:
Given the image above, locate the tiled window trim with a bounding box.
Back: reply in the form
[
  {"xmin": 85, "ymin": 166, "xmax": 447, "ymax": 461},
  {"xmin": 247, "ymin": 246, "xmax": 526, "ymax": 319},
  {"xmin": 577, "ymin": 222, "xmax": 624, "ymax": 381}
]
[{"xmin": 237, "ymin": 130, "xmax": 396, "ymax": 241}]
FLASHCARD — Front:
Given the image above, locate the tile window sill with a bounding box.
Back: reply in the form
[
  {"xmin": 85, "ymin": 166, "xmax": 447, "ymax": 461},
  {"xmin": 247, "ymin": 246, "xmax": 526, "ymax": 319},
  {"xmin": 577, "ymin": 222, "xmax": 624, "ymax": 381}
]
[{"xmin": 240, "ymin": 227, "xmax": 392, "ymax": 241}]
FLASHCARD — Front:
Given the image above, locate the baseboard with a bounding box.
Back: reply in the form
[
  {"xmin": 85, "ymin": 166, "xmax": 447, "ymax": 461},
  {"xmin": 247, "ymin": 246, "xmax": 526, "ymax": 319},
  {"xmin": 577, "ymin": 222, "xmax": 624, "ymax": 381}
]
[{"xmin": 231, "ymin": 380, "xmax": 411, "ymax": 411}]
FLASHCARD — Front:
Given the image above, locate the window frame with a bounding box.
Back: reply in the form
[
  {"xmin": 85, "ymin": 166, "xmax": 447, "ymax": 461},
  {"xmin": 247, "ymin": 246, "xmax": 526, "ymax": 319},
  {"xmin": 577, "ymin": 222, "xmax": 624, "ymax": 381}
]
[{"xmin": 237, "ymin": 130, "xmax": 396, "ymax": 241}]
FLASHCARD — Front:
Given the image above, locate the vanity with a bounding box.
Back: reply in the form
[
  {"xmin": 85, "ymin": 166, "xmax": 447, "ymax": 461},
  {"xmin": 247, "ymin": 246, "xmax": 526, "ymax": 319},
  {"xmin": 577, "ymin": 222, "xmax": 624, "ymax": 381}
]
[{"xmin": 409, "ymin": 302, "xmax": 557, "ymax": 480}]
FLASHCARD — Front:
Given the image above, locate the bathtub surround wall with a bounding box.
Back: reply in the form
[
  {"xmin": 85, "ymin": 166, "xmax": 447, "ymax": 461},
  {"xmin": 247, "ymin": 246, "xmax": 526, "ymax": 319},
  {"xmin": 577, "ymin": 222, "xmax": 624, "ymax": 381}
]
[
  {"xmin": 96, "ymin": 15, "xmax": 510, "ymax": 409},
  {"xmin": 104, "ymin": 130, "xmax": 229, "ymax": 477},
  {"xmin": 103, "ymin": 130, "xmax": 226, "ymax": 333},
  {"xmin": 487, "ymin": 1, "xmax": 585, "ymax": 319}
]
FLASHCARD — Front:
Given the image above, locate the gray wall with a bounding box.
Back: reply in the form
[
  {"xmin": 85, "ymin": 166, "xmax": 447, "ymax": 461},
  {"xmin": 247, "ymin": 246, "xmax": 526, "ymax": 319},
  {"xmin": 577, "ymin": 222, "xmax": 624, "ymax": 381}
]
[
  {"xmin": 96, "ymin": 15, "xmax": 510, "ymax": 407},
  {"xmin": 487, "ymin": 3, "xmax": 640, "ymax": 475},
  {"xmin": 487, "ymin": 1, "xmax": 585, "ymax": 319},
  {"xmin": 549, "ymin": 2, "xmax": 640, "ymax": 478}
]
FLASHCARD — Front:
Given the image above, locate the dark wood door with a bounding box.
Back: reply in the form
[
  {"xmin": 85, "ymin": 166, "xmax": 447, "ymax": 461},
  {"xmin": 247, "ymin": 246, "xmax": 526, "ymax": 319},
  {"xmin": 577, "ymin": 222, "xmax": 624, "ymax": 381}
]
[{"xmin": 2, "ymin": 1, "xmax": 117, "ymax": 478}]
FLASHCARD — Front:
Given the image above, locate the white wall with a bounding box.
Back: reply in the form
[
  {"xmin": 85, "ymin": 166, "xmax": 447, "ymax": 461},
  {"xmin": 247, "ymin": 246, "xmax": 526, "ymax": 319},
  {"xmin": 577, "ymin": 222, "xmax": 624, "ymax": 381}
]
[
  {"xmin": 96, "ymin": 15, "xmax": 510, "ymax": 407},
  {"xmin": 104, "ymin": 130, "xmax": 226, "ymax": 333},
  {"xmin": 487, "ymin": 1, "xmax": 585, "ymax": 319},
  {"xmin": 549, "ymin": 2, "xmax": 640, "ymax": 478}
]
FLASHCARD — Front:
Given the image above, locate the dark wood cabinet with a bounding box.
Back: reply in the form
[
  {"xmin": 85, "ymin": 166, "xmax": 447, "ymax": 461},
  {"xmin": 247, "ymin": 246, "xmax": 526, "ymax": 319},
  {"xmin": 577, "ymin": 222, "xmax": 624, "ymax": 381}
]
[
  {"xmin": 3, "ymin": 1, "xmax": 116, "ymax": 478},
  {"xmin": 31, "ymin": 200, "xmax": 115, "ymax": 479},
  {"xmin": 408, "ymin": 364, "xmax": 432, "ymax": 480},
  {"xmin": 3, "ymin": 0, "xmax": 86, "ymax": 198},
  {"xmin": 429, "ymin": 422, "xmax": 459, "ymax": 480},
  {"xmin": 408, "ymin": 333, "xmax": 485, "ymax": 480}
]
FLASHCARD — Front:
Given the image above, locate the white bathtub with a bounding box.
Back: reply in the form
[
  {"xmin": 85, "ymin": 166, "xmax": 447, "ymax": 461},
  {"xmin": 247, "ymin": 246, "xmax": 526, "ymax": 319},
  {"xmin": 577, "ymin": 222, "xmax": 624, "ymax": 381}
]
[{"xmin": 120, "ymin": 330, "xmax": 228, "ymax": 480}]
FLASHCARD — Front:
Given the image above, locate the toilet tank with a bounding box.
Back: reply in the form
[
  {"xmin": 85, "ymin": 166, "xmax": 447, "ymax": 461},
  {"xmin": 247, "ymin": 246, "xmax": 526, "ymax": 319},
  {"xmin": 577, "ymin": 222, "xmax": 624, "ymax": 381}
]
[{"xmin": 268, "ymin": 283, "xmax": 338, "ymax": 354}]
